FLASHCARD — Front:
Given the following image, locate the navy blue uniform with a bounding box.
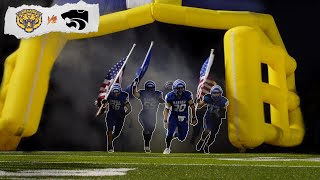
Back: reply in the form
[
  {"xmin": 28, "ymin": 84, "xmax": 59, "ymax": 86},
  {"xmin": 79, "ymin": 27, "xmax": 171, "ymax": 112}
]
[
  {"xmin": 165, "ymin": 91, "xmax": 193, "ymax": 141},
  {"xmin": 203, "ymin": 94, "xmax": 228, "ymax": 133},
  {"xmin": 138, "ymin": 90, "xmax": 164, "ymax": 133},
  {"xmin": 105, "ymin": 91, "xmax": 129, "ymax": 136}
]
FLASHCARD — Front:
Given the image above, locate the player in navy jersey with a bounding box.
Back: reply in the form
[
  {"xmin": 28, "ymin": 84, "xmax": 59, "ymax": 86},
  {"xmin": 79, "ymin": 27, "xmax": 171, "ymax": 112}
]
[
  {"xmin": 103, "ymin": 83, "xmax": 132, "ymax": 152},
  {"xmin": 132, "ymin": 78, "xmax": 165, "ymax": 153},
  {"xmin": 163, "ymin": 79, "xmax": 197, "ymax": 154},
  {"xmin": 195, "ymin": 85, "xmax": 229, "ymax": 153}
]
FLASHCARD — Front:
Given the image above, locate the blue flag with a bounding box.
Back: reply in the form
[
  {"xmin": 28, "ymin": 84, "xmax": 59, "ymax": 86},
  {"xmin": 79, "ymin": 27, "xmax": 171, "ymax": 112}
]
[{"xmin": 126, "ymin": 42, "xmax": 153, "ymax": 97}]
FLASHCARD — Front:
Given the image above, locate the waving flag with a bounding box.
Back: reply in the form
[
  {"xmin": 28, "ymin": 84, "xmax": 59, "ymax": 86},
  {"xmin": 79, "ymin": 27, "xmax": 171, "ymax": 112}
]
[
  {"xmin": 126, "ymin": 41, "xmax": 153, "ymax": 97},
  {"xmin": 96, "ymin": 57, "xmax": 126, "ymax": 104},
  {"xmin": 95, "ymin": 44, "xmax": 136, "ymax": 117},
  {"xmin": 96, "ymin": 44, "xmax": 135, "ymax": 104},
  {"xmin": 197, "ymin": 49, "xmax": 216, "ymax": 99}
]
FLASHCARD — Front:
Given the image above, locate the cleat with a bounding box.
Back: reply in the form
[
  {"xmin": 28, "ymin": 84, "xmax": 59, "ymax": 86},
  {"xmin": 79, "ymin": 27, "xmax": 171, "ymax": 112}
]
[
  {"xmin": 163, "ymin": 148, "xmax": 171, "ymax": 154},
  {"xmin": 203, "ymin": 145, "xmax": 210, "ymax": 154},
  {"xmin": 108, "ymin": 145, "xmax": 114, "ymax": 153},
  {"xmin": 144, "ymin": 146, "xmax": 151, "ymax": 153},
  {"xmin": 108, "ymin": 148, "xmax": 114, "ymax": 153},
  {"xmin": 196, "ymin": 140, "xmax": 205, "ymax": 151}
]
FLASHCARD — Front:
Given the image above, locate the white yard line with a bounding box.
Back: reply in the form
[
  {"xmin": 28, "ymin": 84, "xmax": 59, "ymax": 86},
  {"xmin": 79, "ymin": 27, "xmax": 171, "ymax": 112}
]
[{"xmin": 0, "ymin": 168, "xmax": 135, "ymax": 177}]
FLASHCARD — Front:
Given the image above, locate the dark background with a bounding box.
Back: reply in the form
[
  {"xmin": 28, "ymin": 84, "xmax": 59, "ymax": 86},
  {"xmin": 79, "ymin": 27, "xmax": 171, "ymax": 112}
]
[{"xmin": 0, "ymin": 1, "xmax": 319, "ymax": 153}]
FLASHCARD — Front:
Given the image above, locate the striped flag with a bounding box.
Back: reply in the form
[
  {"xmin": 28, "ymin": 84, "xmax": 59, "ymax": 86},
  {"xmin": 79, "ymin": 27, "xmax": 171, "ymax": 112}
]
[
  {"xmin": 96, "ymin": 57, "xmax": 126, "ymax": 104},
  {"xmin": 96, "ymin": 43, "xmax": 136, "ymax": 106},
  {"xmin": 197, "ymin": 49, "xmax": 216, "ymax": 99}
]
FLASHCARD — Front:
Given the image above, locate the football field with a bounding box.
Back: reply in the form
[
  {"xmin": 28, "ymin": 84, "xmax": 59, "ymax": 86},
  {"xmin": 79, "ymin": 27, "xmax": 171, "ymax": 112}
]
[{"xmin": 0, "ymin": 151, "xmax": 320, "ymax": 179}]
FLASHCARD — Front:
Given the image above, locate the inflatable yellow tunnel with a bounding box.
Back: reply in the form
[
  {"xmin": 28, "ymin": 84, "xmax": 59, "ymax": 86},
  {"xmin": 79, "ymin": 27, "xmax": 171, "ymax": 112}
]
[{"xmin": 0, "ymin": 0, "xmax": 304, "ymax": 150}]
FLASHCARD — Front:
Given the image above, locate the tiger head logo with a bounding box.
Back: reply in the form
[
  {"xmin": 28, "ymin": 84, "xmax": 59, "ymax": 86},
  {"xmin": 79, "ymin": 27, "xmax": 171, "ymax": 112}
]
[{"xmin": 16, "ymin": 9, "xmax": 42, "ymax": 33}]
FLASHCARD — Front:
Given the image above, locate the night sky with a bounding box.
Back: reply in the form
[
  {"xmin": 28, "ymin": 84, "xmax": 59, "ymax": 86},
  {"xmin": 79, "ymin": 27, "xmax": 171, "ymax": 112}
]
[{"xmin": 0, "ymin": 1, "xmax": 319, "ymax": 153}]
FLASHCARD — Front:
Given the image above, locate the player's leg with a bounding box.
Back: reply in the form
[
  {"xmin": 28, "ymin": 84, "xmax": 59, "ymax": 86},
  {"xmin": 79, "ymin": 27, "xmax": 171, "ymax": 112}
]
[
  {"xmin": 177, "ymin": 121, "xmax": 189, "ymax": 142},
  {"xmin": 196, "ymin": 117, "xmax": 212, "ymax": 151},
  {"xmin": 106, "ymin": 116, "xmax": 115, "ymax": 152},
  {"xmin": 143, "ymin": 121, "xmax": 156, "ymax": 153},
  {"xmin": 139, "ymin": 113, "xmax": 156, "ymax": 152},
  {"xmin": 113, "ymin": 116, "xmax": 125, "ymax": 140},
  {"xmin": 163, "ymin": 118, "xmax": 177, "ymax": 154},
  {"xmin": 204, "ymin": 117, "xmax": 223, "ymax": 153}
]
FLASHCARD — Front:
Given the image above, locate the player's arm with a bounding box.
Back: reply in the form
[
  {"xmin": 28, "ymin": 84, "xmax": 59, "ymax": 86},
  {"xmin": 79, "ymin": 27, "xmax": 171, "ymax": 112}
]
[
  {"xmin": 188, "ymin": 99, "xmax": 197, "ymax": 126},
  {"xmin": 132, "ymin": 78, "xmax": 140, "ymax": 99},
  {"xmin": 163, "ymin": 93, "xmax": 171, "ymax": 129},
  {"xmin": 219, "ymin": 99, "xmax": 229, "ymax": 119},
  {"xmin": 163, "ymin": 103, "xmax": 171, "ymax": 123},
  {"xmin": 124, "ymin": 94, "xmax": 132, "ymax": 115},
  {"xmin": 158, "ymin": 92, "xmax": 165, "ymax": 104}
]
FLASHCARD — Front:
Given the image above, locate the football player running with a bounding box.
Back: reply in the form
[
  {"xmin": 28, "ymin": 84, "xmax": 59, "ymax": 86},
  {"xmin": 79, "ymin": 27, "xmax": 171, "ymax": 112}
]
[
  {"xmin": 101, "ymin": 83, "xmax": 132, "ymax": 153},
  {"xmin": 163, "ymin": 79, "xmax": 197, "ymax": 154},
  {"xmin": 195, "ymin": 85, "xmax": 229, "ymax": 153},
  {"xmin": 132, "ymin": 78, "xmax": 165, "ymax": 153}
]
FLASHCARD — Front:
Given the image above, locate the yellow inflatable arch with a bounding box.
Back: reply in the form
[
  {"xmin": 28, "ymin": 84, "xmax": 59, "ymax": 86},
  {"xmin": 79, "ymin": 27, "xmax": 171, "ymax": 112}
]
[{"xmin": 0, "ymin": 0, "xmax": 304, "ymax": 150}]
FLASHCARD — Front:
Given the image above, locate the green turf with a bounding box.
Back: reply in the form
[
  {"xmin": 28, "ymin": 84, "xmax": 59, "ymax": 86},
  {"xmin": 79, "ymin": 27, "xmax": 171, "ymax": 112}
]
[{"xmin": 0, "ymin": 152, "xmax": 320, "ymax": 179}]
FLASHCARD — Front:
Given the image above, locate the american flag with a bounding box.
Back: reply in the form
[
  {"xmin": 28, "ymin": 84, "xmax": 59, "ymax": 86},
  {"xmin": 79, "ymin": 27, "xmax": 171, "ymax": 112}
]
[
  {"xmin": 197, "ymin": 54, "xmax": 216, "ymax": 99},
  {"xmin": 97, "ymin": 57, "xmax": 126, "ymax": 103}
]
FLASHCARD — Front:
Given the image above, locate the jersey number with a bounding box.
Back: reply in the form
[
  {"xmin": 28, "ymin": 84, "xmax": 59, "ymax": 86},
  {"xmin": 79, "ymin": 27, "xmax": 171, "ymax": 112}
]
[
  {"xmin": 144, "ymin": 101, "xmax": 156, "ymax": 109},
  {"xmin": 173, "ymin": 104, "xmax": 186, "ymax": 112},
  {"xmin": 110, "ymin": 101, "xmax": 121, "ymax": 110}
]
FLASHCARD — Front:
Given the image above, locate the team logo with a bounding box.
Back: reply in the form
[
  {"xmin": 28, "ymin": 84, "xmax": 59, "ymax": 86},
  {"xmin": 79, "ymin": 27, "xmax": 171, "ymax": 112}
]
[
  {"xmin": 16, "ymin": 9, "xmax": 42, "ymax": 33},
  {"xmin": 61, "ymin": 10, "xmax": 88, "ymax": 30}
]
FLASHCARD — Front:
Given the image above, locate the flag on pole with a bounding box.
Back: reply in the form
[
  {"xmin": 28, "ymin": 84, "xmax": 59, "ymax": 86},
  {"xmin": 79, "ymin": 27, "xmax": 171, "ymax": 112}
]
[
  {"xmin": 96, "ymin": 57, "xmax": 126, "ymax": 104},
  {"xmin": 95, "ymin": 43, "xmax": 136, "ymax": 117},
  {"xmin": 197, "ymin": 49, "xmax": 216, "ymax": 99},
  {"xmin": 126, "ymin": 41, "xmax": 153, "ymax": 97}
]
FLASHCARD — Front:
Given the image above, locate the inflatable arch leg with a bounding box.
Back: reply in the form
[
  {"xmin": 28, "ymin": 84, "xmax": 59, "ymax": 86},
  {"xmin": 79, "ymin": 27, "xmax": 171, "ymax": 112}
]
[
  {"xmin": 224, "ymin": 26, "xmax": 304, "ymax": 149},
  {"xmin": 0, "ymin": 51, "xmax": 22, "ymax": 150},
  {"xmin": 0, "ymin": 33, "xmax": 67, "ymax": 150},
  {"xmin": 0, "ymin": 4, "xmax": 154, "ymax": 150}
]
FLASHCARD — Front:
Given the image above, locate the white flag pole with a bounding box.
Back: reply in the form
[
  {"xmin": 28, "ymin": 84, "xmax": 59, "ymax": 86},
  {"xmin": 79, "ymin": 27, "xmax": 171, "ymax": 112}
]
[
  {"xmin": 141, "ymin": 41, "xmax": 153, "ymax": 68},
  {"xmin": 104, "ymin": 43, "xmax": 136, "ymax": 100},
  {"xmin": 96, "ymin": 43, "xmax": 136, "ymax": 117},
  {"xmin": 203, "ymin": 49, "xmax": 215, "ymax": 82}
]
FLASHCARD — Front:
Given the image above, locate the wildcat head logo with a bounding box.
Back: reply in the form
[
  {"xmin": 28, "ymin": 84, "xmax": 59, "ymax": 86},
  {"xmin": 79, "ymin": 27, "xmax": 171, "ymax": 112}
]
[
  {"xmin": 61, "ymin": 10, "xmax": 88, "ymax": 30},
  {"xmin": 16, "ymin": 9, "xmax": 42, "ymax": 33}
]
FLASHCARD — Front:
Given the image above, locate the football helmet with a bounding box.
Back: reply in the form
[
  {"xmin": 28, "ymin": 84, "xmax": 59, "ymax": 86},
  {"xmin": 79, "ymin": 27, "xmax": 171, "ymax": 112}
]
[
  {"xmin": 172, "ymin": 79, "xmax": 186, "ymax": 96},
  {"xmin": 111, "ymin": 83, "xmax": 121, "ymax": 95},
  {"xmin": 210, "ymin": 85, "xmax": 223, "ymax": 100},
  {"xmin": 144, "ymin": 80, "xmax": 156, "ymax": 91}
]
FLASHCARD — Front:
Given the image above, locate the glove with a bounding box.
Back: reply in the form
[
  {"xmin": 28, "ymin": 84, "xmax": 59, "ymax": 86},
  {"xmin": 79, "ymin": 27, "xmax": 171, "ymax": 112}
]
[{"xmin": 101, "ymin": 99, "xmax": 107, "ymax": 105}]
